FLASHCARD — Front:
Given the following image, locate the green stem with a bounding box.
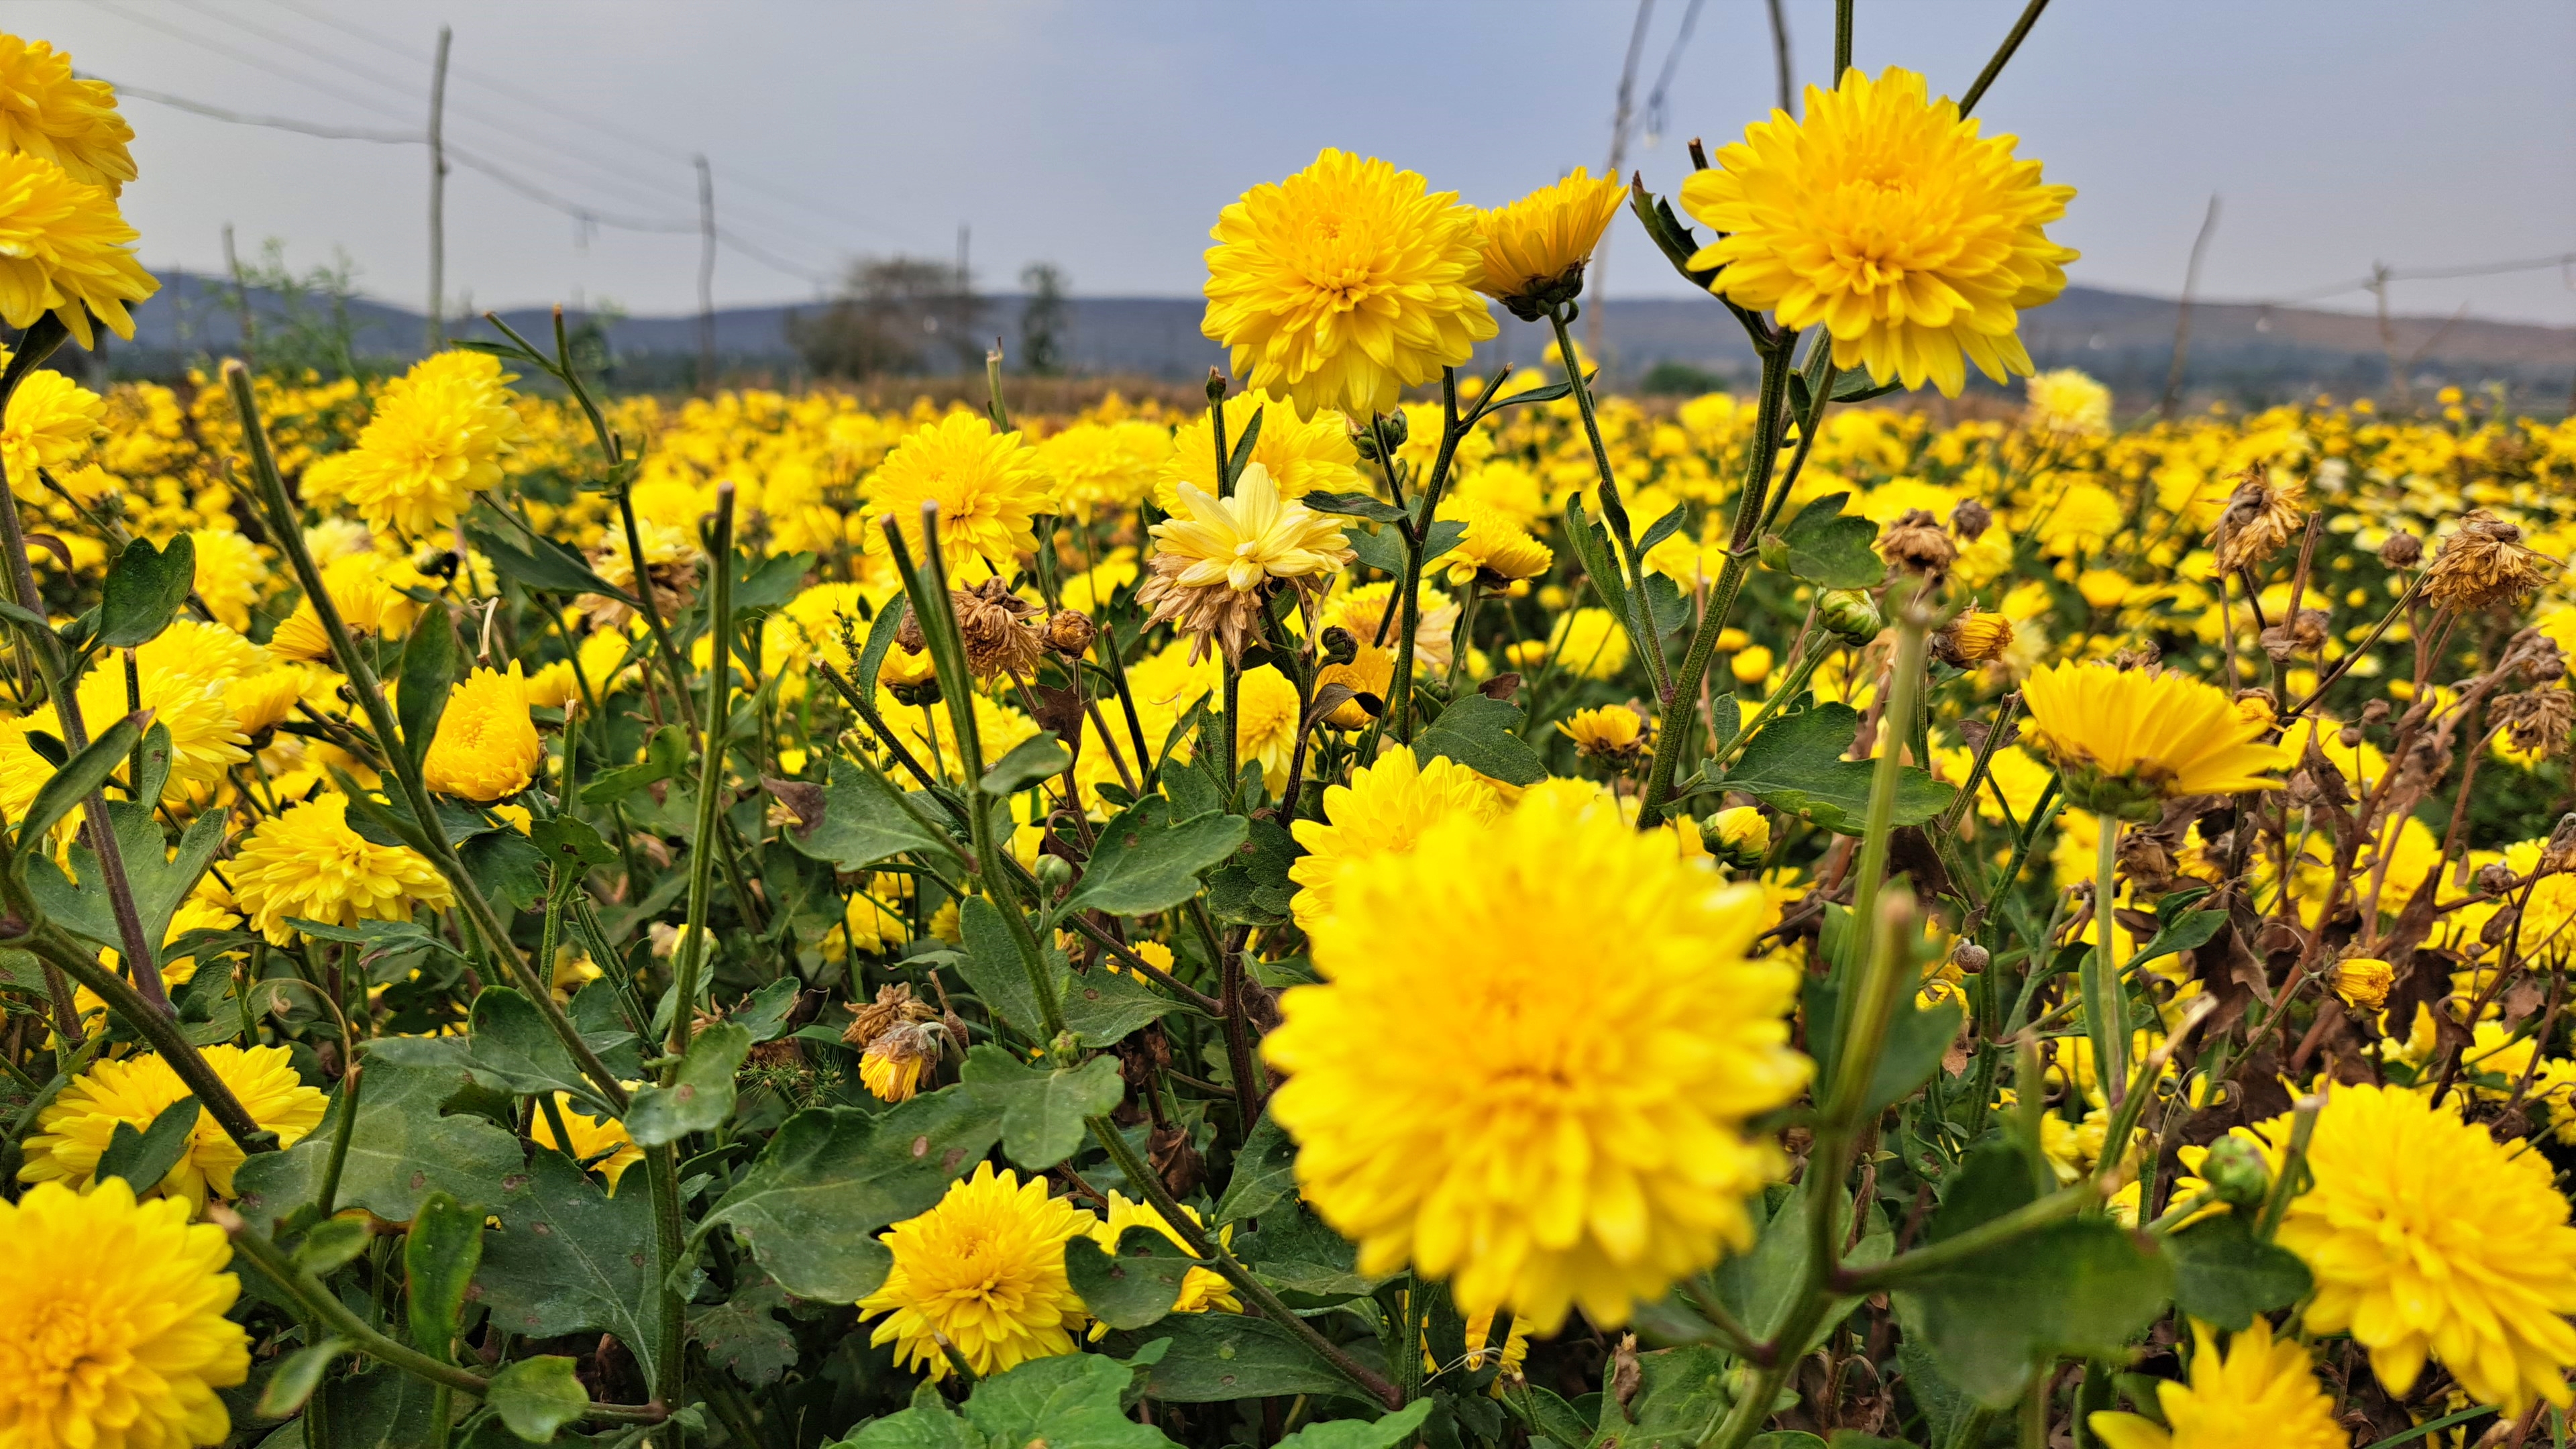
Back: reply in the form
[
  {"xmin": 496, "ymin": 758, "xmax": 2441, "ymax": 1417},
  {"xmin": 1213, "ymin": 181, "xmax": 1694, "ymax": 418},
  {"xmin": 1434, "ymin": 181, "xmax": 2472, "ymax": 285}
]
[
  {"xmin": 1550, "ymin": 307, "xmax": 1671, "ymax": 700},
  {"xmin": 1959, "ymin": 0, "xmax": 2053, "ymax": 117},
  {"xmin": 314, "ymin": 1059, "xmax": 362, "ymax": 1217},
  {"xmin": 668, "ymin": 484, "xmax": 737, "ymax": 1063},
  {"xmin": 1838, "ymin": 1185, "xmax": 2094, "ymax": 1293},
  {"xmin": 2084, "ymin": 815, "xmax": 2129, "ymax": 1102},
  {"xmin": 31, "ymin": 932, "xmax": 276, "ymax": 1151}
]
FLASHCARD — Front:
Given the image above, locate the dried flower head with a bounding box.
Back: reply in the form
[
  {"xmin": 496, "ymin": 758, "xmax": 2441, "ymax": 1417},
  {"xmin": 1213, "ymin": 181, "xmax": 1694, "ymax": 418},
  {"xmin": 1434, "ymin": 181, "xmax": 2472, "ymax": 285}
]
[
  {"xmin": 584, "ymin": 519, "xmax": 701, "ymax": 631},
  {"xmin": 2499, "ymin": 688, "xmax": 2575, "ymax": 757},
  {"xmin": 2378, "ymin": 529, "xmax": 2423, "ymax": 569},
  {"xmin": 1043, "ymin": 608, "xmax": 1097, "ymax": 657},
  {"xmin": 1932, "ymin": 608, "xmax": 2015, "ymax": 665},
  {"xmin": 843, "ymin": 981, "xmax": 937, "ymax": 1048},
  {"xmin": 1947, "ymin": 497, "xmax": 1992, "ymax": 542},
  {"xmin": 2209, "ymin": 468, "xmax": 2306, "ymax": 575},
  {"xmin": 1880, "ymin": 508, "xmax": 1956, "ymax": 576},
  {"xmin": 2426, "ymin": 510, "xmax": 2555, "ymax": 613},
  {"xmin": 949, "ymin": 576, "xmax": 1045, "ymax": 680}
]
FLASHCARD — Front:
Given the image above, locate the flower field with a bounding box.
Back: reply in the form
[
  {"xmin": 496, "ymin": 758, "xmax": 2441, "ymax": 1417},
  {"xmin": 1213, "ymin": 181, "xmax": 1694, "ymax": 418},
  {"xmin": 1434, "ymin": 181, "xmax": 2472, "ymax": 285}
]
[{"xmin": 7, "ymin": 15, "xmax": 2576, "ymax": 1449}]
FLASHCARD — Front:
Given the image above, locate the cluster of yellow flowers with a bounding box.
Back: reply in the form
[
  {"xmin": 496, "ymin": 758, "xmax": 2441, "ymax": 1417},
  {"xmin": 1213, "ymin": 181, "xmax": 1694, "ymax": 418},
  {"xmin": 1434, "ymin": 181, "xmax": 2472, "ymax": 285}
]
[{"xmin": 11, "ymin": 18, "xmax": 2576, "ymax": 1449}]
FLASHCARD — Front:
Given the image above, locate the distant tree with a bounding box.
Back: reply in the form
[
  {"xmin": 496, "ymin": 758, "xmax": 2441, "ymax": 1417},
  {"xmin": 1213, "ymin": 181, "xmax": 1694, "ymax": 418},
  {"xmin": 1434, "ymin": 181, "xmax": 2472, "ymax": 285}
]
[
  {"xmin": 230, "ymin": 239, "xmax": 373, "ymax": 379},
  {"xmin": 1018, "ymin": 262, "xmax": 1069, "ymax": 376},
  {"xmin": 790, "ymin": 255, "xmax": 986, "ymax": 378}
]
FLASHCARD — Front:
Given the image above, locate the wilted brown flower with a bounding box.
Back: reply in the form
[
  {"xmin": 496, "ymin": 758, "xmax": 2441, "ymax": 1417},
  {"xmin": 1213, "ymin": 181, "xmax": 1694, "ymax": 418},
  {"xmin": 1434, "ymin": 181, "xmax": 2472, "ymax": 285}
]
[
  {"xmin": 2260, "ymin": 608, "xmax": 2330, "ymax": 662},
  {"xmin": 843, "ymin": 981, "xmax": 936, "ymax": 1048},
  {"xmin": 952, "ymin": 576, "xmax": 1046, "ymax": 679},
  {"xmin": 1948, "ymin": 497, "xmax": 1992, "ymax": 543},
  {"xmin": 2425, "ymin": 511, "xmax": 2555, "ymax": 612},
  {"xmin": 2210, "ymin": 468, "xmax": 2306, "ymax": 575},
  {"xmin": 583, "ymin": 525, "xmax": 702, "ymax": 631},
  {"xmin": 2498, "ymin": 688, "xmax": 2575, "ymax": 757},
  {"xmin": 1880, "ymin": 509, "xmax": 1956, "ymax": 577},
  {"xmin": 1043, "ymin": 608, "xmax": 1097, "ymax": 657},
  {"xmin": 2379, "ymin": 530, "xmax": 2423, "ymax": 569}
]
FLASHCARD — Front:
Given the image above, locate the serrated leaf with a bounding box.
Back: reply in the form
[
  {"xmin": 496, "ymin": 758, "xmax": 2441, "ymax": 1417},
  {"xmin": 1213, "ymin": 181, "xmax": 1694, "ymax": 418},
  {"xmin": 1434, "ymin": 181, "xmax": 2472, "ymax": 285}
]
[
  {"xmin": 460, "ymin": 828, "xmax": 548, "ymax": 916},
  {"xmin": 2131, "ymin": 908, "xmax": 2226, "ymax": 972},
  {"xmin": 625, "ymin": 1021, "xmax": 749, "ymax": 1146},
  {"xmin": 486, "ymin": 1355, "xmax": 587, "ymax": 1442},
  {"xmin": 980, "ymin": 731, "xmax": 1070, "ymax": 798},
  {"xmin": 476, "ymin": 1149, "xmax": 663, "ymax": 1389},
  {"xmin": 97, "ymin": 533, "xmax": 195, "ymax": 648},
  {"xmin": 1275, "ymin": 1401, "xmax": 1433, "ymax": 1449},
  {"xmin": 1638, "ymin": 503, "xmax": 1690, "ymax": 554},
  {"xmin": 1214, "ymin": 1109, "xmax": 1297, "ymax": 1226},
  {"xmin": 1415, "ymin": 694, "xmax": 1545, "ymax": 788},
  {"xmin": 1100, "ymin": 1311, "xmax": 1360, "ymax": 1403},
  {"xmin": 696, "ymin": 1088, "xmax": 1004, "ymax": 1301},
  {"xmin": 1236, "ymin": 1202, "xmax": 1386, "ymax": 1306},
  {"xmin": 692, "ymin": 1277, "xmax": 798, "ymax": 1388},
  {"xmin": 26, "ymin": 759, "xmax": 225, "ymax": 956},
  {"xmin": 1716, "ymin": 702, "xmax": 1955, "ymax": 834},
  {"xmin": 1894, "ymin": 1220, "xmax": 2174, "ymax": 1407},
  {"xmin": 457, "ymin": 987, "xmax": 621, "ymax": 1108},
  {"xmin": 1300, "ymin": 490, "xmax": 1405, "ymax": 525},
  {"xmin": 93, "ymin": 1093, "xmax": 198, "ymax": 1193},
  {"xmin": 15, "ymin": 710, "xmax": 140, "ymax": 857},
  {"xmin": 960, "ymin": 1045, "xmax": 1124, "ymax": 1171},
  {"xmin": 405, "ymin": 1191, "xmax": 483, "ymax": 1357},
  {"xmin": 1775, "ymin": 492, "xmax": 1883, "ymax": 588},
  {"xmin": 396, "ymin": 607, "xmax": 460, "ymax": 769},
  {"xmin": 785, "ymin": 757, "xmax": 955, "ymax": 871},
  {"xmin": 231, "ymin": 1036, "xmax": 521, "ymax": 1228},
  {"xmin": 291, "ymin": 1214, "xmax": 372, "ymax": 1275},
  {"xmin": 579, "ymin": 723, "xmax": 689, "ymax": 805},
  {"xmin": 732, "ymin": 977, "xmax": 802, "ymax": 1044},
  {"xmin": 529, "ymin": 815, "xmax": 617, "ymax": 870},
  {"xmin": 464, "ymin": 517, "xmax": 628, "ymax": 599},
  {"xmin": 1065, "ymin": 1225, "xmax": 1193, "ymax": 1330},
  {"xmin": 2164, "ymin": 1214, "xmax": 2312, "ymax": 1331},
  {"xmin": 1203, "ymin": 816, "xmax": 1298, "ymax": 925},
  {"xmin": 1060, "ymin": 796, "xmax": 1248, "ymax": 917}
]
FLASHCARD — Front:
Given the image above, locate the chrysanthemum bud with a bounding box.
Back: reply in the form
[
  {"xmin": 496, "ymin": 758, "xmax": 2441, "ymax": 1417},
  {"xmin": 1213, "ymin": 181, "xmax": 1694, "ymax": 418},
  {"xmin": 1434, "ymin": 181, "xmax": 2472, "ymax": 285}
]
[
  {"xmin": 2330, "ymin": 956, "xmax": 2394, "ymax": 1012},
  {"xmin": 1043, "ymin": 608, "xmax": 1097, "ymax": 658},
  {"xmin": 1757, "ymin": 533, "xmax": 1791, "ymax": 573},
  {"xmin": 888, "ymin": 676, "xmax": 943, "ymax": 708},
  {"xmin": 2338, "ymin": 725, "xmax": 2363, "ymax": 749},
  {"xmin": 1701, "ymin": 805, "xmax": 1772, "ymax": 868},
  {"xmin": 2200, "ymin": 1136, "xmax": 2272, "ymax": 1208},
  {"xmin": 1951, "ymin": 941, "xmax": 1990, "ymax": 973},
  {"xmin": 1379, "ymin": 408, "xmax": 1409, "ymax": 449},
  {"xmin": 2379, "ymin": 530, "xmax": 2423, "ymax": 569},
  {"xmin": 1319, "ymin": 626, "xmax": 1359, "ymax": 667},
  {"xmin": 2477, "ymin": 863, "xmax": 2516, "ymax": 897},
  {"xmin": 1949, "ymin": 498, "xmax": 1993, "ymax": 542},
  {"xmin": 1819, "ymin": 590, "xmax": 1882, "ymax": 643},
  {"xmin": 1034, "ymin": 854, "xmax": 1075, "ymax": 892}
]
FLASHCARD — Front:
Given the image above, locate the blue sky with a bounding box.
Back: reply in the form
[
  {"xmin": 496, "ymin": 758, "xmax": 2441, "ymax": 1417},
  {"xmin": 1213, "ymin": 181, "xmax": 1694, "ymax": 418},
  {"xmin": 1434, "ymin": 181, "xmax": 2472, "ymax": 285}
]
[{"xmin": 18, "ymin": 0, "xmax": 2576, "ymax": 325}]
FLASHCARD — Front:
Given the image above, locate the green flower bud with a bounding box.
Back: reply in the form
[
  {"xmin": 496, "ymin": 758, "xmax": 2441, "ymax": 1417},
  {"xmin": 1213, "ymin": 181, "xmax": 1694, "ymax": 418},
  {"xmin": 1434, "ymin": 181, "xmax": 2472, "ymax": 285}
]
[
  {"xmin": 1758, "ymin": 533, "xmax": 1791, "ymax": 573},
  {"xmin": 2200, "ymin": 1135, "xmax": 2272, "ymax": 1208},
  {"xmin": 1034, "ymin": 854, "xmax": 1075, "ymax": 892},
  {"xmin": 1819, "ymin": 589, "xmax": 1883, "ymax": 643}
]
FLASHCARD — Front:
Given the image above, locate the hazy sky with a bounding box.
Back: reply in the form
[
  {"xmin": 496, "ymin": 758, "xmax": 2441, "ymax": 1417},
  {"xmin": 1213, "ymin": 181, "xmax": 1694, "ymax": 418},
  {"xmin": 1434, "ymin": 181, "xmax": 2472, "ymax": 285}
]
[{"xmin": 15, "ymin": 0, "xmax": 2575, "ymax": 327}]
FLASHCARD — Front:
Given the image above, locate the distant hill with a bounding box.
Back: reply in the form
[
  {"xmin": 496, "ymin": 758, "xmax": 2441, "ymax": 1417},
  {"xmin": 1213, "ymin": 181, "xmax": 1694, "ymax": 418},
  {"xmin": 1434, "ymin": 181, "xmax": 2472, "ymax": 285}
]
[{"xmin": 102, "ymin": 271, "xmax": 2576, "ymax": 409}]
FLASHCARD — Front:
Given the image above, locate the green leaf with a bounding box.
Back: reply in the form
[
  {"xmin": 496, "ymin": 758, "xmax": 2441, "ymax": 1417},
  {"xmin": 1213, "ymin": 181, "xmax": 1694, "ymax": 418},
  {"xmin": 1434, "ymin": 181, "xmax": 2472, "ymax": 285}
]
[
  {"xmin": 981, "ymin": 731, "xmax": 1070, "ymax": 798},
  {"xmin": 1061, "ymin": 796, "xmax": 1249, "ymax": 917},
  {"xmin": 957, "ymin": 895, "xmax": 1053, "ymax": 1040},
  {"xmin": 299, "ymin": 1368, "xmax": 445, "ymax": 1449},
  {"xmin": 396, "ymin": 604, "xmax": 461, "ymax": 770},
  {"xmin": 1927, "ymin": 1138, "xmax": 2045, "ymax": 1244},
  {"xmin": 1102, "ymin": 1311, "xmax": 1362, "ymax": 1402},
  {"xmin": 1204, "ymin": 815, "xmax": 1298, "ymax": 925},
  {"xmin": 1894, "ymin": 1220, "xmax": 2175, "ymax": 1407},
  {"xmin": 861, "ymin": 1353, "xmax": 1178, "ymax": 1449},
  {"xmin": 1609, "ymin": 1344, "xmax": 1735, "ymax": 1445},
  {"xmin": 732, "ymin": 977, "xmax": 802, "ymax": 1044},
  {"xmin": 785, "ymin": 757, "xmax": 955, "ymax": 871},
  {"xmin": 1236, "ymin": 1202, "xmax": 1387, "ymax": 1307},
  {"xmin": 1717, "ymin": 703, "xmax": 1955, "ymax": 834},
  {"xmin": 1562, "ymin": 496, "xmax": 1631, "ymax": 636},
  {"xmin": 691, "ymin": 1277, "xmax": 798, "ymax": 1388},
  {"xmin": 529, "ymin": 816, "xmax": 617, "ymax": 871},
  {"xmin": 1866, "ymin": 998, "xmax": 1963, "ymax": 1114},
  {"xmin": 15, "ymin": 710, "xmax": 141, "ymax": 858},
  {"xmin": 93, "ymin": 1093, "xmax": 198, "ymax": 1193},
  {"xmin": 1301, "ymin": 490, "xmax": 1405, "ymax": 525},
  {"xmin": 1416, "ymin": 694, "xmax": 1546, "ymax": 788},
  {"xmin": 1774, "ymin": 492, "xmax": 1884, "ymax": 589},
  {"xmin": 1065, "ymin": 1224, "xmax": 1193, "ymax": 1330},
  {"xmin": 578, "ymin": 724, "xmax": 689, "ymax": 805},
  {"xmin": 2131, "ymin": 908, "xmax": 2226, "ymax": 973},
  {"xmin": 854, "ymin": 595, "xmax": 910, "ymax": 697},
  {"xmin": 231, "ymin": 1036, "xmax": 521, "ymax": 1228},
  {"xmin": 837, "ymin": 1401, "xmax": 981, "ymax": 1449},
  {"xmin": 97, "ymin": 533, "xmax": 196, "ymax": 648},
  {"xmin": 625, "ymin": 1021, "xmax": 749, "ymax": 1146},
  {"xmin": 405, "ymin": 1191, "xmax": 484, "ymax": 1355},
  {"xmin": 960, "ymin": 1045, "xmax": 1124, "ymax": 1170},
  {"xmin": 696, "ymin": 1087, "xmax": 1004, "ymax": 1301},
  {"xmin": 2164, "ymin": 1214, "xmax": 2312, "ymax": 1331},
  {"xmin": 485, "ymin": 1355, "xmax": 588, "ymax": 1442},
  {"xmin": 1638, "ymin": 503, "xmax": 1690, "ymax": 555},
  {"xmin": 477, "ymin": 1148, "xmax": 664, "ymax": 1390},
  {"xmin": 461, "ymin": 828, "xmax": 549, "ymax": 916},
  {"xmin": 256, "ymin": 1337, "xmax": 351, "ymax": 1419},
  {"xmin": 464, "ymin": 517, "xmax": 627, "ymax": 599},
  {"xmin": 291, "ymin": 1214, "xmax": 373, "ymax": 1275},
  {"xmin": 719, "ymin": 549, "xmax": 819, "ymax": 614},
  {"xmin": 1750, "ymin": 1436, "xmax": 1827, "ymax": 1449},
  {"xmin": 1061, "ymin": 961, "xmax": 1187, "ymax": 1043},
  {"xmin": 27, "ymin": 757, "xmax": 225, "ymax": 955},
  {"xmin": 1214, "ymin": 1109, "xmax": 1297, "ymax": 1225},
  {"xmin": 458, "ymin": 987, "xmax": 614, "ymax": 1106},
  {"xmin": 1275, "ymin": 1400, "xmax": 1433, "ymax": 1449}
]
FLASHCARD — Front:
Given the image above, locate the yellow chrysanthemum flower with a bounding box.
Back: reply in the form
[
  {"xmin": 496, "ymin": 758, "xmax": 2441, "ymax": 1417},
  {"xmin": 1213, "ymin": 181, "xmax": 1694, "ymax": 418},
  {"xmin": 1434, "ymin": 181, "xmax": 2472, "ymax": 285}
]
[
  {"xmin": 1679, "ymin": 66, "xmax": 2076, "ymax": 396},
  {"xmin": 2019, "ymin": 662, "xmax": 2295, "ymax": 816},
  {"xmin": 1086, "ymin": 1192, "xmax": 1241, "ymax": 1324},
  {"xmin": 1034, "ymin": 418, "xmax": 1172, "ymax": 521},
  {"xmin": 1265, "ymin": 788, "xmax": 1810, "ymax": 1330},
  {"xmin": 0, "ymin": 364, "xmax": 100, "ymax": 502},
  {"xmin": 1472, "ymin": 167, "xmax": 1629, "ymax": 319},
  {"xmin": 2027, "ymin": 367, "xmax": 2112, "ymax": 437},
  {"xmin": 1287, "ymin": 744, "xmax": 1502, "ymax": 929},
  {"xmin": 18, "ymin": 1044, "xmax": 327, "ymax": 1208},
  {"xmin": 1156, "ymin": 389, "xmax": 1362, "ymax": 513},
  {"xmin": 1436, "ymin": 495, "xmax": 1554, "ymax": 586},
  {"xmin": 52, "ymin": 649, "xmax": 251, "ymax": 796},
  {"xmin": 422, "ymin": 662, "xmax": 543, "ymax": 801},
  {"xmin": 857, "ymin": 1161, "xmax": 1095, "ymax": 1381},
  {"xmin": 868, "ymin": 411, "xmax": 1049, "ymax": 581},
  {"xmin": 1546, "ymin": 606, "xmax": 1631, "ymax": 681},
  {"xmin": 532, "ymin": 1090, "xmax": 643, "ymax": 1193},
  {"xmin": 1202, "ymin": 148, "xmax": 1497, "ymax": 419},
  {"xmin": 231, "ymin": 795, "xmax": 455, "ymax": 945},
  {"xmin": 2088, "ymin": 1318, "xmax": 2345, "ymax": 1449},
  {"xmin": 268, "ymin": 549, "xmax": 427, "ymax": 662},
  {"xmin": 0, "ymin": 1178, "xmax": 250, "ymax": 1449},
  {"xmin": 2269, "ymin": 1084, "xmax": 2576, "ymax": 1413},
  {"xmin": 1136, "ymin": 462, "xmax": 1353, "ymax": 663},
  {"xmin": 0, "ymin": 34, "xmax": 137, "ymax": 193},
  {"xmin": 1558, "ymin": 704, "xmax": 1650, "ymax": 763},
  {"xmin": 0, "ymin": 151, "xmax": 155, "ymax": 347},
  {"xmin": 185, "ymin": 527, "xmax": 268, "ymax": 633},
  {"xmin": 336, "ymin": 351, "xmax": 527, "ymax": 537}
]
